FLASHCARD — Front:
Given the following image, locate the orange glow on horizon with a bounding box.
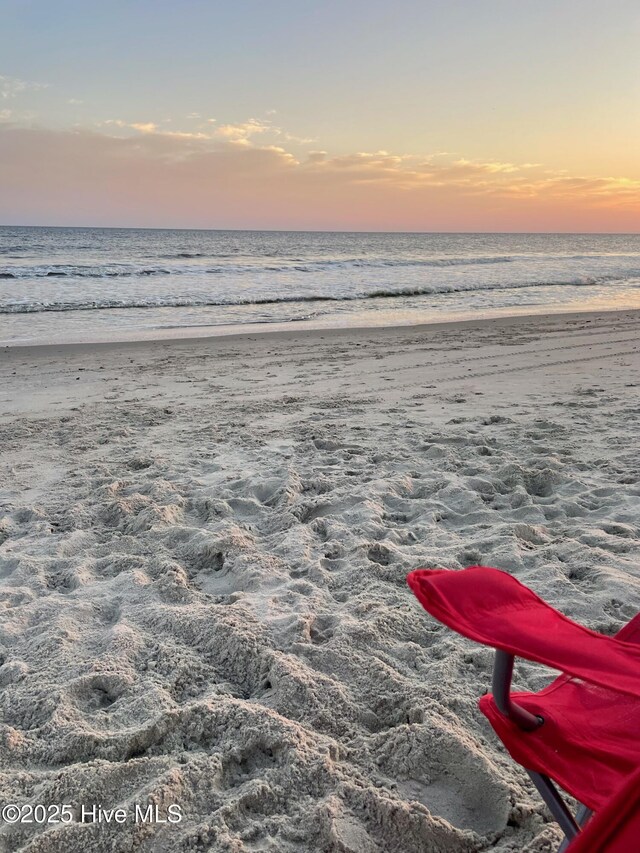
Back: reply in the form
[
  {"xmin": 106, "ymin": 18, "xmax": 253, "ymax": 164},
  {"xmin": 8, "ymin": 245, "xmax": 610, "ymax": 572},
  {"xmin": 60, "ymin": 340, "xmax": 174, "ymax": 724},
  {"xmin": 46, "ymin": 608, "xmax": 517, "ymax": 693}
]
[{"xmin": 0, "ymin": 124, "xmax": 639, "ymax": 231}]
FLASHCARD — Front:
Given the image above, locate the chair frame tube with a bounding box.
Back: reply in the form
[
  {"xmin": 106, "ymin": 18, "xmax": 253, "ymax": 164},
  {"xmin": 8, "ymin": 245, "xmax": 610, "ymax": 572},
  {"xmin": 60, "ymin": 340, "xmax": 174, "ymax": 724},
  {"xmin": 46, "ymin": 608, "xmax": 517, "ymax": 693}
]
[
  {"xmin": 491, "ymin": 650, "xmax": 591, "ymax": 848},
  {"xmin": 492, "ymin": 650, "xmax": 544, "ymax": 731},
  {"xmin": 527, "ymin": 770, "xmax": 580, "ymax": 842}
]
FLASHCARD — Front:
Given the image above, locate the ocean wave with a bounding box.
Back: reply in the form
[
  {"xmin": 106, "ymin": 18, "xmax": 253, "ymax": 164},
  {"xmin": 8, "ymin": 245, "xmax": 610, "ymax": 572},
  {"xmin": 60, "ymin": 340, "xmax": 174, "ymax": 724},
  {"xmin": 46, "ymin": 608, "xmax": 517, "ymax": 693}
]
[
  {"xmin": 159, "ymin": 252, "xmax": 207, "ymax": 259},
  {"xmin": 5, "ymin": 252, "xmax": 640, "ymax": 281},
  {"xmin": 0, "ymin": 275, "xmax": 625, "ymax": 315},
  {"xmin": 0, "ymin": 266, "xmax": 175, "ymax": 279},
  {"xmin": 0, "ymin": 254, "xmax": 524, "ymax": 279}
]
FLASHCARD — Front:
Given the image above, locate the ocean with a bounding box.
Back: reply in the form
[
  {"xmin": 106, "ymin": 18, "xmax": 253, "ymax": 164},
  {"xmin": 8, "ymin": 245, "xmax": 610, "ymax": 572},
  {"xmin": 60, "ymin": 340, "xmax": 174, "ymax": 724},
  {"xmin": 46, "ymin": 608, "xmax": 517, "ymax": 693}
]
[{"xmin": 2, "ymin": 227, "xmax": 640, "ymax": 345}]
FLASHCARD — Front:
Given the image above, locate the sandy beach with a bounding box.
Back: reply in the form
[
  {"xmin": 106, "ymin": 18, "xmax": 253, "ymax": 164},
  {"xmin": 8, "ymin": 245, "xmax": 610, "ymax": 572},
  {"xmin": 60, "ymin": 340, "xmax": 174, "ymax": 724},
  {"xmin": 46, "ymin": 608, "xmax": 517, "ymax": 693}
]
[{"xmin": 1, "ymin": 308, "xmax": 640, "ymax": 852}]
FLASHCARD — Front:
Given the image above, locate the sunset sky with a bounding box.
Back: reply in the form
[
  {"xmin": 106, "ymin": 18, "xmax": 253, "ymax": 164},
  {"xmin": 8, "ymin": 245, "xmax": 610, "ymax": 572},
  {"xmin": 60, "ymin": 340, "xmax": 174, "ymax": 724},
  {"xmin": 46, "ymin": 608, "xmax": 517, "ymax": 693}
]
[{"xmin": 1, "ymin": 0, "xmax": 639, "ymax": 231}]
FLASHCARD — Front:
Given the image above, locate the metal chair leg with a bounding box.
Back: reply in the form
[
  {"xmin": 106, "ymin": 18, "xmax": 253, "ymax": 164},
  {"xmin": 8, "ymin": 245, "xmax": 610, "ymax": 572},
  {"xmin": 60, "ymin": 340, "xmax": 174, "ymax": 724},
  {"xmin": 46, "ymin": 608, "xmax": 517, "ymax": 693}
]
[
  {"xmin": 557, "ymin": 804, "xmax": 592, "ymax": 852},
  {"xmin": 575, "ymin": 803, "xmax": 593, "ymax": 828},
  {"xmin": 527, "ymin": 770, "xmax": 580, "ymax": 843}
]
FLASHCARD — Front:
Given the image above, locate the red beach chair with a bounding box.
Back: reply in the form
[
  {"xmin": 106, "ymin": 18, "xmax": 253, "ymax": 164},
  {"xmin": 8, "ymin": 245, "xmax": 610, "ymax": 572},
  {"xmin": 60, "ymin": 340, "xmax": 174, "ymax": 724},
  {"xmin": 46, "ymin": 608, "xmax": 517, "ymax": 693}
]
[{"xmin": 406, "ymin": 566, "xmax": 640, "ymax": 849}]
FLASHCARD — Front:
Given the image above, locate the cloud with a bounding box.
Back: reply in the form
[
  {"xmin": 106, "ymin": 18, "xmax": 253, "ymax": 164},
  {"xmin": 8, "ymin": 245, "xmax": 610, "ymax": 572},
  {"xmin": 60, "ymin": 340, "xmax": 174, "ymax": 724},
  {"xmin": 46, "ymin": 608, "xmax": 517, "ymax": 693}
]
[
  {"xmin": 212, "ymin": 118, "xmax": 274, "ymax": 142},
  {"xmin": 209, "ymin": 117, "xmax": 314, "ymax": 146},
  {"xmin": 0, "ymin": 74, "xmax": 48, "ymax": 99},
  {"xmin": 95, "ymin": 114, "xmax": 314, "ymax": 151},
  {"xmin": 130, "ymin": 122, "xmax": 158, "ymax": 134},
  {"xmin": 0, "ymin": 123, "xmax": 638, "ymax": 230},
  {"xmin": 99, "ymin": 119, "xmax": 206, "ymax": 141}
]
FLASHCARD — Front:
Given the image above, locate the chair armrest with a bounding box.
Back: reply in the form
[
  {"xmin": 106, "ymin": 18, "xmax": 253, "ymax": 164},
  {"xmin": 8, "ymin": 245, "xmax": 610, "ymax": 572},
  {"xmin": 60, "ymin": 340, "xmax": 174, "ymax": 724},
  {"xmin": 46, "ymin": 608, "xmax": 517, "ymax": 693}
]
[
  {"xmin": 407, "ymin": 567, "xmax": 640, "ymax": 699},
  {"xmin": 492, "ymin": 649, "xmax": 543, "ymax": 731}
]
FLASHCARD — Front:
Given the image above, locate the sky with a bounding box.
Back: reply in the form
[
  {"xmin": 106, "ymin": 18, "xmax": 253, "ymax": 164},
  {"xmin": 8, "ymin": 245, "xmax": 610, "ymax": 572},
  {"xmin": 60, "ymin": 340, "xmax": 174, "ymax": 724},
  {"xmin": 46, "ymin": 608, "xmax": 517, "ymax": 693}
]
[{"xmin": 1, "ymin": 0, "xmax": 639, "ymax": 231}]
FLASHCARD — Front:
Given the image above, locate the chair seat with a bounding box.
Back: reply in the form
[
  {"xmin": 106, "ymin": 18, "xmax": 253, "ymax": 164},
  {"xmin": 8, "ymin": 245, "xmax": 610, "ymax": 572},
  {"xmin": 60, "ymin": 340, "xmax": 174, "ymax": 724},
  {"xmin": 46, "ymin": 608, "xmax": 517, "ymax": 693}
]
[
  {"xmin": 482, "ymin": 609, "xmax": 640, "ymax": 812},
  {"xmin": 481, "ymin": 674, "xmax": 640, "ymax": 811}
]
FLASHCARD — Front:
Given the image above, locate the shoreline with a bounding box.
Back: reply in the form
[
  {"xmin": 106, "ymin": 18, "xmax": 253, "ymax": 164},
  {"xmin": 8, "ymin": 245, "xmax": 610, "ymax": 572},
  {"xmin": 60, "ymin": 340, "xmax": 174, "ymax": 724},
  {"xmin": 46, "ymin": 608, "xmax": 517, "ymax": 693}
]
[{"xmin": 4, "ymin": 305, "xmax": 640, "ymax": 357}]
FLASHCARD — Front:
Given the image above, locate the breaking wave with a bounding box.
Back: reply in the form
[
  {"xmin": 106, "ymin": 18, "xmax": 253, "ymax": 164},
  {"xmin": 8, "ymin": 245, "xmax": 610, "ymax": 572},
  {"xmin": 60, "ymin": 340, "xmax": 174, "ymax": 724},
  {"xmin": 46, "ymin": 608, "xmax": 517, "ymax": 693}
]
[
  {"xmin": 0, "ymin": 255, "xmax": 524, "ymax": 281},
  {"xmin": 0, "ymin": 275, "xmax": 624, "ymax": 315}
]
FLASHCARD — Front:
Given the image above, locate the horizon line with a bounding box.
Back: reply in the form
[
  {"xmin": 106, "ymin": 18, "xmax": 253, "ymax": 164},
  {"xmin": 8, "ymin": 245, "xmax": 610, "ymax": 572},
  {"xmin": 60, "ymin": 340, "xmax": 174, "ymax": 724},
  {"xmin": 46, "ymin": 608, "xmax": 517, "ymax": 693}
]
[{"xmin": 2, "ymin": 224, "xmax": 640, "ymax": 236}]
